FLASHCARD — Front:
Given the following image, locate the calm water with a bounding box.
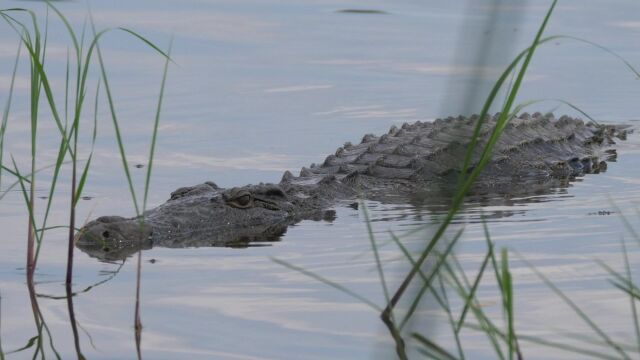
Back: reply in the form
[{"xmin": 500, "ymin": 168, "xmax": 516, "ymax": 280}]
[{"xmin": 1, "ymin": 0, "xmax": 640, "ymax": 359}]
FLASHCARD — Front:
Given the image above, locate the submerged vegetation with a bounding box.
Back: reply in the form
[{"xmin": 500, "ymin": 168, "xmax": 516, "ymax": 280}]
[{"xmin": 0, "ymin": 0, "xmax": 638, "ymax": 359}]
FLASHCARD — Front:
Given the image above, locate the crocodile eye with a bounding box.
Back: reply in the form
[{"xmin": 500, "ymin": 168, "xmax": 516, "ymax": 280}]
[
  {"xmin": 235, "ymin": 194, "xmax": 252, "ymax": 207},
  {"xmin": 226, "ymin": 191, "xmax": 253, "ymax": 209}
]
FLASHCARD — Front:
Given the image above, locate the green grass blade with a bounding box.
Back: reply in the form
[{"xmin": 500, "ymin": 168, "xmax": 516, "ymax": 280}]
[
  {"xmin": 436, "ymin": 273, "xmax": 465, "ymax": 359},
  {"xmin": 0, "ymin": 165, "xmax": 30, "ymax": 183},
  {"xmin": 117, "ymin": 27, "xmax": 173, "ymax": 62},
  {"xmin": 31, "ymin": 52, "xmax": 73, "ymax": 158},
  {"xmin": 386, "ymin": 231, "xmax": 463, "ymax": 359},
  {"xmin": 6, "ymin": 336, "xmax": 38, "ymax": 354},
  {"xmin": 506, "ymin": 98, "xmax": 601, "ymax": 126},
  {"xmin": 36, "ymin": 225, "xmax": 81, "ymax": 233},
  {"xmin": 361, "ymin": 205, "xmax": 408, "ymax": 358},
  {"xmin": 271, "ymin": 257, "xmax": 381, "ymax": 312},
  {"xmin": 0, "ymin": 40, "xmax": 21, "ymax": 190},
  {"xmin": 547, "ymin": 99, "xmax": 601, "ymax": 125},
  {"xmin": 597, "ymin": 260, "xmax": 640, "ymax": 296},
  {"xmin": 387, "ymin": 0, "xmax": 559, "ymax": 315},
  {"xmin": 557, "ymin": 330, "xmax": 640, "ymax": 353},
  {"xmin": 90, "ymin": 22, "xmax": 139, "ymax": 215},
  {"xmin": 46, "ymin": 0, "xmax": 89, "ymax": 155},
  {"xmin": 560, "ymin": 35, "xmax": 640, "ymax": 78},
  {"xmin": 360, "ymin": 201, "xmax": 392, "ymax": 309},
  {"xmin": 74, "ymin": 81, "xmax": 100, "ymax": 205},
  {"xmin": 10, "ymin": 23, "xmax": 74, "ymax": 160},
  {"xmin": 143, "ymin": 38, "xmax": 172, "ymax": 211},
  {"xmin": 443, "ymin": 259, "xmax": 506, "ymax": 360},
  {"xmin": 457, "ymin": 32, "xmax": 565, "ymax": 189},
  {"xmin": 412, "ymin": 333, "xmax": 458, "ymax": 360},
  {"xmin": 500, "ymin": 63, "xmax": 517, "ymax": 111},
  {"xmin": 26, "ymin": 6, "xmax": 43, "ymax": 273},
  {"xmin": 79, "ymin": 17, "xmax": 88, "ymax": 58},
  {"xmin": 9, "ymin": 156, "xmax": 40, "ymax": 246},
  {"xmin": 515, "ymin": 333, "xmax": 625, "ymax": 360},
  {"xmin": 399, "ymin": 228, "xmax": 464, "ymax": 329},
  {"xmin": 64, "ymin": 48, "xmax": 69, "ymax": 125},
  {"xmin": 479, "ymin": 213, "xmax": 506, "ymax": 313},
  {"xmin": 0, "ymin": 10, "xmax": 33, "ymax": 44},
  {"xmin": 415, "ymin": 347, "xmax": 443, "ymax": 360},
  {"xmin": 78, "ymin": 27, "xmax": 108, "ymax": 108},
  {"xmin": 456, "ymin": 245, "xmax": 492, "ymax": 333},
  {"xmin": 0, "ymin": 160, "xmax": 72, "ymax": 203},
  {"xmin": 33, "ymin": 133, "xmax": 68, "ymax": 264},
  {"xmin": 466, "ymin": 0, "xmax": 558, "ymax": 190},
  {"xmin": 465, "ymin": 323, "xmax": 623, "ymax": 360},
  {"xmin": 34, "ymin": 50, "xmax": 72, "ymax": 264},
  {"xmin": 608, "ymin": 281, "xmax": 640, "ymax": 301},
  {"xmin": 88, "ymin": 19, "xmax": 173, "ymax": 216},
  {"xmin": 500, "ymin": 249, "xmax": 515, "ymax": 360},
  {"xmin": 43, "ymin": 0, "xmax": 80, "ymax": 57},
  {"xmin": 41, "ymin": 4, "xmax": 49, "ymax": 70},
  {"xmin": 457, "ymin": 43, "xmax": 530, "ymax": 188},
  {"xmin": 37, "ymin": 262, "xmax": 124, "ymax": 300},
  {"xmin": 79, "ymin": 26, "xmax": 171, "ymax": 117},
  {"xmin": 518, "ymin": 253, "xmax": 631, "ymax": 359},
  {"xmin": 608, "ymin": 199, "xmax": 640, "ymax": 246}
]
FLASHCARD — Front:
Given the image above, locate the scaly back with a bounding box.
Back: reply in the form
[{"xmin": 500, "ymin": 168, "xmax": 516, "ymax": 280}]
[{"xmin": 295, "ymin": 113, "xmax": 626, "ymax": 191}]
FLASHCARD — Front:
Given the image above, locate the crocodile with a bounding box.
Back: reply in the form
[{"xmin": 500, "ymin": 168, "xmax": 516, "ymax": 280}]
[{"xmin": 76, "ymin": 112, "xmax": 629, "ymax": 260}]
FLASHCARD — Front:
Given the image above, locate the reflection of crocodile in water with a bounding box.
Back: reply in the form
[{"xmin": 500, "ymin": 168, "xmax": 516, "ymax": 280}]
[{"xmin": 77, "ymin": 113, "xmax": 629, "ymax": 260}]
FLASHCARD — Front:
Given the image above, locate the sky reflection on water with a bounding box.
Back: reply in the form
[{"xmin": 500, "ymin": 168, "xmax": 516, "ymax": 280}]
[{"xmin": 0, "ymin": 0, "xmax": 639, "ymax": 359}]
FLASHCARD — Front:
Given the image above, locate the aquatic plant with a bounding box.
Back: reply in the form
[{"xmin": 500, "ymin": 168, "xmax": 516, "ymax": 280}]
[
  {"xmin": 0, "ymin": 1, "xmax": 170, "ymax": 358},
  {"xmin": 274, "ymin": 0, "xmax": 640, "ymax": 358},
  {"xmin": 0, "ymin": 0, "xmax": 638, "ymax": 358}
]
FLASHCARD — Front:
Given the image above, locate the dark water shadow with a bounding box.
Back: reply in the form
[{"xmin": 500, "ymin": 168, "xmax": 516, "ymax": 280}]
[
  {"xmin": 9, "ymin": 266, "xmax": 124, "ymax": 357},
  {"xmin": 65, "ymin": 284, "xmax": 85, "ymax": 360},
  {"xmin": 78, "ymin": 220, "xmax": 296, "ymax": 261},
  {"xmin": 75, "ymin": 167, "xmax": 595, "ymax": 262},
  {"xmin": 4, "ymin": 278, "xmax": 62, "ymax": 358},
  {"xmin": 36, "ymin": 261, "xmax": 125, "ymax": 299},
  {"xmin": 9, "ymin": 279, "xmax": 88, "ymax": 359}
]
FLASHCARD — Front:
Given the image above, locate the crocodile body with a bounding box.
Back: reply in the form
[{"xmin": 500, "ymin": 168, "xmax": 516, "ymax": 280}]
[{"xmin": 77, "ymin": 113, "xmax": 629, "ymax": 260}]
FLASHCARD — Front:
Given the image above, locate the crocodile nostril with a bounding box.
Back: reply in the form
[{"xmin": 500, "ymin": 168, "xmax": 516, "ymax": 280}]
[{"xmin": 102, "ymin": 231, "xmax": 110, "ymax": 238}]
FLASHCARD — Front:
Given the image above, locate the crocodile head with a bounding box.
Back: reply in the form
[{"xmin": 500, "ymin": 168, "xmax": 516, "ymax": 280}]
[
  {"xmin": 75, "ymin": 215, "xmax": 153, "ymax": 261},
  {"xmin": 76, "ymin": 182, "xmax": 299, "ymax": 260}
]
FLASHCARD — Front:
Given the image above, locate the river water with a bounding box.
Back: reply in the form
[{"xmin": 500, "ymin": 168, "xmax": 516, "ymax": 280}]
[{"xmin": 0, "ymin": 0, "xmax": 639, "ymax": 359}]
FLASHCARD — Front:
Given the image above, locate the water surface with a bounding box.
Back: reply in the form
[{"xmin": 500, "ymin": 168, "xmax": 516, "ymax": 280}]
[{"xmin": 1, "ymin": 0, "xmax": 640, "ymax": 359}]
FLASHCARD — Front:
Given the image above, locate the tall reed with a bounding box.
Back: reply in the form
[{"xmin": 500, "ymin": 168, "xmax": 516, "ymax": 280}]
[
  {"xmin": 0, "ymin": 2, "xmax": 170, "ymax": 358},
  {"xmin": 274, "ymin": 0, "xmax": 640, "ymax": 357}
]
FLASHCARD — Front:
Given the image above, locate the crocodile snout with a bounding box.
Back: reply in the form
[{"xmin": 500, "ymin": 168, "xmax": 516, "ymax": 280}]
[{"xmin": 77, "ymin": 217, "xmax": 152, "ymax": 255}]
